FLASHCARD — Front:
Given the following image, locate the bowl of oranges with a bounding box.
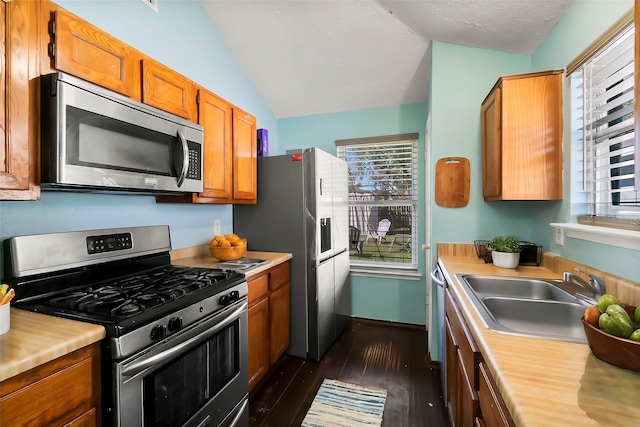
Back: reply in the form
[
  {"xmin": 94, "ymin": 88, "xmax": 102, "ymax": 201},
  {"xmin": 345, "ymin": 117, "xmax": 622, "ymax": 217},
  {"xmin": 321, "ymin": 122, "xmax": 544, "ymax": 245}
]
[{"xmin": 209, "ymin": 234, "xmax": 247, "ymax": 261}]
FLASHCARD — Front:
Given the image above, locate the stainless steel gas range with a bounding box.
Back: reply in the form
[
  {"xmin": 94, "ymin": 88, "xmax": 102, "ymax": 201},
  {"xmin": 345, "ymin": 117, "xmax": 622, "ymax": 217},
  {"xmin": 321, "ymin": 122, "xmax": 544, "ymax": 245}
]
[{"xmin": 6, "ymin": 225, "xmax": 249, "ymax": 427}]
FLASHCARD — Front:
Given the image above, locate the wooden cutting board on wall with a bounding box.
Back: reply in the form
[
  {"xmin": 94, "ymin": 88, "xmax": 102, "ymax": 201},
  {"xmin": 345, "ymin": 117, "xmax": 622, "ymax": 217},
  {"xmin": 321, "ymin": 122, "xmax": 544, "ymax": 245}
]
[{"xmin": 435, "ymin": 157, "xmax": 470, "ymax": 207}]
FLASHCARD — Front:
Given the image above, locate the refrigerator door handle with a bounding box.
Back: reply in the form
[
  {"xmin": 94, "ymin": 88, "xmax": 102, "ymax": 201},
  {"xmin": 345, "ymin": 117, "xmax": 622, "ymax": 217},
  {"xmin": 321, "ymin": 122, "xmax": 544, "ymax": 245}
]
[{"xmin": 319, "ymin": 178, "xmax": 324, "ymax": 196}]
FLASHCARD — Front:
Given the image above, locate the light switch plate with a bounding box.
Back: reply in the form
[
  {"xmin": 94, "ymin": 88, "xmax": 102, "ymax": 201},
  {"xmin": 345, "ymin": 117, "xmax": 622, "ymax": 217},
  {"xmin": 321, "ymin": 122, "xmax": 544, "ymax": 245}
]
[{"xmin": 214, "ymin": 220, "xmax": 221, "ymax": 236}]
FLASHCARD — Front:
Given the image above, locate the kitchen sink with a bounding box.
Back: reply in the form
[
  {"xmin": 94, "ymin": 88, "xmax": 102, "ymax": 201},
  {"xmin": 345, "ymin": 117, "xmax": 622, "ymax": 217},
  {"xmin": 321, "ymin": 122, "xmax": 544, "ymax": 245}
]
[
  {"xmin": 455, "ymin": 274, "xmax": 590, "ymax": 344},
  {"xmin": 462, "ymin": 275, "xmax": 578, "ymax": 303}
]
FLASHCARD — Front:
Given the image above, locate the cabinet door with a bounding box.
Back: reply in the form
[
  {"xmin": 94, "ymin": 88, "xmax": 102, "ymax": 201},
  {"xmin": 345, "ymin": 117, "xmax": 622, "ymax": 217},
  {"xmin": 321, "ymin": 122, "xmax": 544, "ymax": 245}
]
[
  {"xmin": 231, "ymin": 108, "xmax": 257, "ymax": 203},
  {"xmin": 500, "ymin": 74, "xmax": 563, "ymax": 200},
  {"xmin": 142, "ymin": 59, "xmax": 196, "ymax": 121},
  {"xmin": 51, "ymin": 8, "xmax": 140, "ymax": 99},
  {"xmin": 248, "ymin": 296, "xmax": 269, "ymax": 391},
  {"xmin": 0, "ymin": 0, "xmax": 39, "ymax": 200},
  {"xmin": 481, "ymin": 86, "xmax": 502, "ymax": 199},
  {"xmin": 458, "ymin": 350, "xmax": 479, "ymax": 427},
  {"xmin": 196, "ymin": 89, "xmax": 233, "ymax": 201},
  {"xmin": 478, "ymin": 362, "xmax": 514, "ymax": 427},
  {"xmin": 269, "ymin": 282, "xmax": 290, "ymax": 364}
]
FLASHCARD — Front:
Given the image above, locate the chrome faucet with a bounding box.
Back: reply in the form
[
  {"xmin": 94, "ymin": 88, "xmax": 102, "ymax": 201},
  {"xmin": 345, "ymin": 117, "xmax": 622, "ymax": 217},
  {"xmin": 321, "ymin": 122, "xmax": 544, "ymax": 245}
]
[{"xmin": 563, "ymin": 268, "xmax": 606, "ymax": 299}]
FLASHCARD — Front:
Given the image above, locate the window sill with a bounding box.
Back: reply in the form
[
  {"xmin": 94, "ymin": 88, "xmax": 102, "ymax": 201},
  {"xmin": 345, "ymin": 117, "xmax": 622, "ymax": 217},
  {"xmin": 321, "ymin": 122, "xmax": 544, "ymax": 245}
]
[
  {"xmin": 550, "ymin": 223, "xmax": 640, "ymax": 251},
  {"xmin": 348, "ymin": 266, "xmax": 423, "ymax": 280}
]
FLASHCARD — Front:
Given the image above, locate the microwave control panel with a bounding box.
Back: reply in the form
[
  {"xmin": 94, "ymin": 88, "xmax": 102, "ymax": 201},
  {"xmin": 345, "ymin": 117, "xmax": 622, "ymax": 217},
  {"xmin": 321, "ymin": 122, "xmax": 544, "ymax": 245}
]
[{"xmin": 187, "ymin": 141, "xmax": 201, "ymax": 180}]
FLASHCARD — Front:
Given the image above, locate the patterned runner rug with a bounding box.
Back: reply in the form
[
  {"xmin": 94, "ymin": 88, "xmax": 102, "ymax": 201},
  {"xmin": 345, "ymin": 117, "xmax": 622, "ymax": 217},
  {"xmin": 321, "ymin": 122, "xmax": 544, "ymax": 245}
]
[{"xmin": 301, "ymin": 379, "xmax": 387, "ymax": 427}]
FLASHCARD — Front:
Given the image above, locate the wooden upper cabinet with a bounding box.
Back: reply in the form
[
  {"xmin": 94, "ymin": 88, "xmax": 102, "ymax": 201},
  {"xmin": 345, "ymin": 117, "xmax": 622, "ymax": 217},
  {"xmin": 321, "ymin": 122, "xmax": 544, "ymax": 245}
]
[
  {"xmin": 232, "ymin": 108, "xmax": 257, "ymax": 203},
  {"xmin": 0, "ymin": 0, "xmax": 40, "ymax": 200},
  {"xmin": 480, "ymin": 69, "xmax": 563, "ymax": 201},
  {"xmin": 197, "ymin": 89, "xmax": 233, "ymax": 200},
  {"xmin": 142, "ymin": 59, "xmax": 196, "ymax": 121},
  {"xmin": 47, "ymin": 6, "xmax": 140, "ymax": 99}
]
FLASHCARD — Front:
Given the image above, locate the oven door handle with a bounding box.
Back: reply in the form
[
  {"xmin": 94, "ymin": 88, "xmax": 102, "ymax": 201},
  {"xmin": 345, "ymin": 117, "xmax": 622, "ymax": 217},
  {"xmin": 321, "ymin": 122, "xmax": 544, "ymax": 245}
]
[{"xmin": 121, "ymin": 301, "xmax": 247, "ymax": 378}]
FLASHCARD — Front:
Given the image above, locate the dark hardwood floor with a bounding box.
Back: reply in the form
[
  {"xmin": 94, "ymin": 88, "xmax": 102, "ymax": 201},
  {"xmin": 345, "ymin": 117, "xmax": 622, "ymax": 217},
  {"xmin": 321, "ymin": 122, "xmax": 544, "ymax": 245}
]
[{"xmin": 249, "ymin": 318, "xmax": 450, "ymax": 427}]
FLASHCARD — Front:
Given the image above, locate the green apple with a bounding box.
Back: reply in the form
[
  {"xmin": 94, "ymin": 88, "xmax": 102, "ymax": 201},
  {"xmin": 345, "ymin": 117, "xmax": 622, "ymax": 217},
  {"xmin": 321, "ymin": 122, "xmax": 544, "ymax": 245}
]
[
  {"xmin": 629, "ymin": 329, "xmax": 640, "ymax": 342},
  {"xmin": 597, "ymin": 294, "xmax": 621, "ymax": 313},
  {"xmin": 635, "ymin": 305, "xmax": 640, "ymax": 325}
]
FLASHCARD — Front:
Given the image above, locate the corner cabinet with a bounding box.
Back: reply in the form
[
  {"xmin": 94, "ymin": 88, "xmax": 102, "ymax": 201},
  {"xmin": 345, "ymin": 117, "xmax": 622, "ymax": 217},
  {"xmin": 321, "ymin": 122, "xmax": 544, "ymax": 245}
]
[
  {"xmin": 247, "ymin": 261, "xmax": 290, "ymax": 391},
  {"xmin": 481, "ymin": 69, "xmax": 563, "ymax": 201},
  {"xmin": 0, "ymin": 343, "xmax": 101, "ymax": 427},
  {"xmin": 445, "ymin": 286, "xmax": 514, "ymax": 427},
  {"xmin": 1, "ymin": 0, "xmax": 40, "ymax": 200}
]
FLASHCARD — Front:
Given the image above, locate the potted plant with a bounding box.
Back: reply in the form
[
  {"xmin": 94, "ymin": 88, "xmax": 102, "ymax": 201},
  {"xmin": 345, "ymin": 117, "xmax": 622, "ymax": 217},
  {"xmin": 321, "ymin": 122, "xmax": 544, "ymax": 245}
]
[{"xmin": 488, "ymin": 235, "xmax": 521, "ymax": 269}]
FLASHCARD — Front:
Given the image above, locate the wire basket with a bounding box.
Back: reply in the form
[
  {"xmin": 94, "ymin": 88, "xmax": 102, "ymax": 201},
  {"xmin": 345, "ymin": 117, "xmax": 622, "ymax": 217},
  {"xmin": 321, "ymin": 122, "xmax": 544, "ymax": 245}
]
[
  {"xmin": 474, "ymin": 240, "xmax": 493, "ymax": 263},
  {"xmin": 474, "ymin": 240, "xmax": 541, "ymax": 265}
]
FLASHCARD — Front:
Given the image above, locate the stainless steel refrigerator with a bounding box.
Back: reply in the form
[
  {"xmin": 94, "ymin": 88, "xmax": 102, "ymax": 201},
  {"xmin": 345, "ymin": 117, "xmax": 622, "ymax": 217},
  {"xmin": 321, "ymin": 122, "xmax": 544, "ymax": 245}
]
[{"xmin": 233, "ymin": 147, "xmax": 350, "ymax": 361}]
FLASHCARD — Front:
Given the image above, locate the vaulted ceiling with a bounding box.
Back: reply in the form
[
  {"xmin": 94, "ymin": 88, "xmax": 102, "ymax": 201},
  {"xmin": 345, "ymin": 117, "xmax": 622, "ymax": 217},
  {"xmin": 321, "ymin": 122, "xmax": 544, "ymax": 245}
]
[{"xmin": 199, "ymin": 0, "xmax": 574, "ymax": 119}]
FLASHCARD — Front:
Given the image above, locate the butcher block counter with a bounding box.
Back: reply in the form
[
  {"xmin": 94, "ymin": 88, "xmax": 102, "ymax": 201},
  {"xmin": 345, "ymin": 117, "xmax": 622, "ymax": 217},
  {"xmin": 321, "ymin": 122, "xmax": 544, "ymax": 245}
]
[
  {"xmin": 170, "ymin": 248, "xmax": 292, "ymax": 279},
  {"xmin": 0, "ymin": 309, "xmax": 105, "ymax": 382},
  {"xmin": 438, "ymin": 253, "xmax": 640, "ymax": 427}
]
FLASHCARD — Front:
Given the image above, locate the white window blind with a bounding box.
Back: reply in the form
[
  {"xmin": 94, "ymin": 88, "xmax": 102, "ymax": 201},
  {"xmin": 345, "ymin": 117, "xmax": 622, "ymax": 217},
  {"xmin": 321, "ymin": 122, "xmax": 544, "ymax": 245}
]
[
  {"xmin": 572, "ymin": 24, "xmax": 640, "ymax": 219},
  {"xmin": 336, "ymin": 134, "xmax": 418, "ymax": 269}
]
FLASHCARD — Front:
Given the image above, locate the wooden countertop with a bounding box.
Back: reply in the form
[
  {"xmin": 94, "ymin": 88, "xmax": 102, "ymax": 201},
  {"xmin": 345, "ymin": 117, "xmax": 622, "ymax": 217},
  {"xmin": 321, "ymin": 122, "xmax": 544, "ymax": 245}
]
[
  {"xmin": 438, "ymin": 255, "xmax": 640, "ymax": 427},
  {"xmin": 0, "ymin": 309, "xmax": 105, "ymax": 382},
  {"xmin": 171, "ymin": 249, "xmax": 292, "ymax": 279}
]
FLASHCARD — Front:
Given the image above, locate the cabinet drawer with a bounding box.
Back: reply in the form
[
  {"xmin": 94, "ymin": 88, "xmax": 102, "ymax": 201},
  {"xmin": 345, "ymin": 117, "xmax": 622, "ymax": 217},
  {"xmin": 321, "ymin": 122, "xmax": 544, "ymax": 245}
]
[
  {"xmin": 248, "ymin": 274, "xmax": 269, "ymax": 305},
  {"xmin": 479, "ymin": 362, "xmax": 514, "ymax": 427},
  {"xmin": 269, "ymin": 262, "xmax": 290, "ymax": 291},
  {"xmin": 0, "ymin": 357, "xmax": 95, "ymax": 426},
  {"xmin": 445, "ymin": 289, "xmax": 480, "ymax": 388}
]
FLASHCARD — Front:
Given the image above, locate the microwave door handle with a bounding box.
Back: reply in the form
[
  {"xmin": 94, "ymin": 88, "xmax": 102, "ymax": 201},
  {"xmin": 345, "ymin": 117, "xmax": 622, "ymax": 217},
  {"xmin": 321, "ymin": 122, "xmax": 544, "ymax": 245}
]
[{"xmin": 174, "ymin": 129, "xmax": 189, "ymax": 187}]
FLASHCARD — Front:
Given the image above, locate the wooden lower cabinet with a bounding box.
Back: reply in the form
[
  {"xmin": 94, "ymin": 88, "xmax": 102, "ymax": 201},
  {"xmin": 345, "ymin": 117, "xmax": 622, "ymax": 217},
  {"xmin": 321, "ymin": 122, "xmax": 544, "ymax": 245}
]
[
  {"xmin": 478, "ymin": 362, "xmax": 515, "ymax": 427},
  {"xmin": 248, "ymin": 296, "xmax": 270, "ymax": 389},
  {"xmin": 445, "ymin": 284, "xmax": 514, "ymax": 427},
  {"xmin": 0, "ymin": 343, "xmax": 101, "ymax": 427},
  {"xmin": 247, "ymin": 261, "xmax": 290, "ymax": 391}
]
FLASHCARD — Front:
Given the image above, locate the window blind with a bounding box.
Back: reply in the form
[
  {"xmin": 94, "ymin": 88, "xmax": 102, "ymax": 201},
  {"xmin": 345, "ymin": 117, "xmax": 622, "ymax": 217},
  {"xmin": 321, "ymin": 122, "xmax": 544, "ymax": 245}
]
[
  {"xmin": 574, "ymin": 24, "xmax": 639, "ymax": 217},
  {"xmin": 336, "ymin": 135, "xmax": 418, "ymax": 269},
  {"xmin": 336, "ymin": 140, "xmax": 417, "ymax": 202}
]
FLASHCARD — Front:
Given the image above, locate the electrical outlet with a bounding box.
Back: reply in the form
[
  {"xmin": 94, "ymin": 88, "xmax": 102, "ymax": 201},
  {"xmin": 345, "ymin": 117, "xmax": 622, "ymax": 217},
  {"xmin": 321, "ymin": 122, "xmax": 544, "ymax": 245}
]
[
  {"xmin": 214, "ymin": 220, "xmax": 221, "ymax": 236},
  {"xmin": 554, "ymin": 227, "xmax": 564, "ymax": 246}
]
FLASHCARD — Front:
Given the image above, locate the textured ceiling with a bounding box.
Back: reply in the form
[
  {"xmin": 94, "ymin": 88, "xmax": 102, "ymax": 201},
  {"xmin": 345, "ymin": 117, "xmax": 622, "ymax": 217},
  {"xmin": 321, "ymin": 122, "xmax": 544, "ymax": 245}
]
[{"xmin": 199, "ymin": 0, "xmax": 574, "ymax": 119}]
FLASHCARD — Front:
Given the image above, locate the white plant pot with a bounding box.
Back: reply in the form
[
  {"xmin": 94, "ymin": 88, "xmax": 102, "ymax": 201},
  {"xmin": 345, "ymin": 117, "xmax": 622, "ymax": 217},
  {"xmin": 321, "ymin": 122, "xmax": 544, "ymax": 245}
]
[{"xmin": 491, "ymin": 251, "xmax": 520, "ymax": 269}]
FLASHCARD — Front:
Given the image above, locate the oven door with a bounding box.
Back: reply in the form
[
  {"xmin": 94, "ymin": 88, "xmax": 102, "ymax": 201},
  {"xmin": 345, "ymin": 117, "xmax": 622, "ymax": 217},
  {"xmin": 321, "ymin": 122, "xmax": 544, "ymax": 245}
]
[{"xmin": 115, "ymin": 300, "xmax": 248, "ymax": 427}]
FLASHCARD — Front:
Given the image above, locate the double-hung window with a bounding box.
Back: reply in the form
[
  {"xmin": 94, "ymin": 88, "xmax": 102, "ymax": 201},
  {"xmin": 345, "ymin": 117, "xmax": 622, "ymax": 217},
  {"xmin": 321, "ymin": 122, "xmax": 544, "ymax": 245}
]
[
  {"xmin": 568, "ymin": 11, "xmax": 640, "ymax": 228},
  {"xmin": 336, "ymin": 133, "xmax": 418, "ymax": 271}
]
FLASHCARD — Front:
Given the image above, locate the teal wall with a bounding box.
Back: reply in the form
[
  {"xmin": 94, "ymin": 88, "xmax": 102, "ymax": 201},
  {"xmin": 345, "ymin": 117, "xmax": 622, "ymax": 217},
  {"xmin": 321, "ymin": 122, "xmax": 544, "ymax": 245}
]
[
  {"xmin": 0, "ymin": 0, "xmax": 277, "ymax": 251},
  {"xmin": 430, "ymin": 41, "xmax": 532, "ymax": 248},
  {"xmin": 529, "ymin": 0, "xmax": 639, "ymax": 283},
  {"xmin": 278, "ymin": 104, "xmax": 428, "ymax": 324}
]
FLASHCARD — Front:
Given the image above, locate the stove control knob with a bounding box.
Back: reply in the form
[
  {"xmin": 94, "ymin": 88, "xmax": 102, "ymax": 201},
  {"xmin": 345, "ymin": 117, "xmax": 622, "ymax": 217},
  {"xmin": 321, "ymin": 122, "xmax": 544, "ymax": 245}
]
[
  {"xmin": 229, "ymin": 291, "xmax": 240, "ymax": 302},
  {"xmin": 150, "ymin": 324, "xmax": 167, "ymax": 340},
  {"xmin": 219, "ymin": 295, "xmax": 231, "ymax": 306},
  {"xmin": 168, "ymin": 317, "xmax": 183, "ymax": 332}
]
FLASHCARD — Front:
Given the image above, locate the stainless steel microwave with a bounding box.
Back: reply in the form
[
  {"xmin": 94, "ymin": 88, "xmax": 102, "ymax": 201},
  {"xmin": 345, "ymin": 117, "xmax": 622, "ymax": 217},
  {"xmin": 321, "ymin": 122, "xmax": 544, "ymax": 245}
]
[{"xmin": 41, "ymin": 72, "xmax": 204, "ymax": 194}]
